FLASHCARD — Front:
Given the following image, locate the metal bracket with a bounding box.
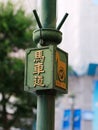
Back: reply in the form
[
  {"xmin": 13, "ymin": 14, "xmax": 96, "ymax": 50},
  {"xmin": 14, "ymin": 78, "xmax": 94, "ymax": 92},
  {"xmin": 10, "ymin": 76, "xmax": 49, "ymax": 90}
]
[{"xmin": 32, "ymin": 10, "xmax": 69, "ymax": 46}]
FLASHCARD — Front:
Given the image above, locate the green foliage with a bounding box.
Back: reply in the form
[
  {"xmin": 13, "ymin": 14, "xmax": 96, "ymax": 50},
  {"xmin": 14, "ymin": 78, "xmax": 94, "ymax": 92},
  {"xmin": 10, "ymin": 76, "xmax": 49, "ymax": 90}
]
[{"xmin": 0, "ymin": 1, "xmax": 36, "ymax": 130}]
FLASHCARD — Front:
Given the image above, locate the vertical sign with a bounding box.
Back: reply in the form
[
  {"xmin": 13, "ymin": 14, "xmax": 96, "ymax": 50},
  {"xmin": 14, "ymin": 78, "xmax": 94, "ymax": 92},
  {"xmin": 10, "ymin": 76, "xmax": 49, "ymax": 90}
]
[
  {"xmin": 62, "ymin": 110, "xmax": 71, "ymax": 130},
  {"xmin": 24, "ymin": 46, "xmax": 53, "ymax": 92},
  {"xmin": 56, "ymin": 50, "xmax": 67, "ymax": 90},
  {"xmin": 24, "ymin": 45, "xmax": 68, "ymax": 93},
  {"xmin": 93, "ymin": 80, "xmax": 98, "ymax": 130},
  {"xmin": 33, "ymin": 50, "xmax": 45, "ymax": 87},
  {"xmin": 73, "ymin": 109, "xmax": 81, "ymax": 130}
]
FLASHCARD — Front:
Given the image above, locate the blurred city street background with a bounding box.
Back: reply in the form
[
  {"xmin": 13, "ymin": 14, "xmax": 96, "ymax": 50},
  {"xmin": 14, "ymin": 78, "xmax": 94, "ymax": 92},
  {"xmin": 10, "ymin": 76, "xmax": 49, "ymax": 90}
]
[{"xmin": 0, "ymin": 0, "xmax": 98, "ymax": 130}]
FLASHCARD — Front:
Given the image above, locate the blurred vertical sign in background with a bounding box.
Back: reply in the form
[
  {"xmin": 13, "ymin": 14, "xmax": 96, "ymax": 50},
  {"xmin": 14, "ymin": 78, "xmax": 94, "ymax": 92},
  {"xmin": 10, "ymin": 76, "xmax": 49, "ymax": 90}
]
[
  {"xmin": 62, "ymin": 110, "xmax": 71, "ymax": 130},
  {"xmin": 24, "ymin": 45, "xmax": 68, "ymax": 93},
  {"xmin": 93, "ymin": 80, "xmax": 98, "ymax": 130},
  {"xmin": 73, "ymin": 109, "xmax": 81, "ymax": 130},
  {"xmin": 62, "ymin": 109, "xmax": 81, "ymax": 130}
]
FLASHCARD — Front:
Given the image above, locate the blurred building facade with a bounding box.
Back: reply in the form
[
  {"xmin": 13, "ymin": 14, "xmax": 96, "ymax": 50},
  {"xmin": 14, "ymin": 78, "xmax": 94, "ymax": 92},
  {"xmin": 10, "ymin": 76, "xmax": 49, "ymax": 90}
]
[
  {"xmin": 55, "ymin": 63, "xmax": 98, "ymax": 130},
  {"xmin": 56, "ymin": 1, "xmax": 98, "ymax": 128},
  {"xmin": 79, "ymin": 0, "xmax": 98, "ymax": 74},
  {"xmin": 58, "ymin": 0, "xmax": 98, "ymax": 75}
]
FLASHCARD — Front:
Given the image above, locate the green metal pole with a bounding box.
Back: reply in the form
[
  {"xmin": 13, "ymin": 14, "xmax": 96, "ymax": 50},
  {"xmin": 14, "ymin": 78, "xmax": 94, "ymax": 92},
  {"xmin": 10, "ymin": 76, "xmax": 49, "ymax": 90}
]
[
  {"xmin": 37, "ymin": 94, "xmax": 55, "ymax": 130},
  {"xmin": 40, "ymin": 0, "xmax": 56, "ymax": 28},
  {"xmin": 36, "ymin": 1, "xmax": 56, "ymax": 130}
]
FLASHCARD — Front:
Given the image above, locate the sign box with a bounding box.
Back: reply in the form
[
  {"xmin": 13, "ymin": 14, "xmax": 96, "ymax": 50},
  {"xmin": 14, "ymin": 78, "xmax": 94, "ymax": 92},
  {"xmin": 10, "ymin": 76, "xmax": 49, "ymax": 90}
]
[{"xmin": 24, "ymin": 45, "xmax": 68, "ymax": 93}]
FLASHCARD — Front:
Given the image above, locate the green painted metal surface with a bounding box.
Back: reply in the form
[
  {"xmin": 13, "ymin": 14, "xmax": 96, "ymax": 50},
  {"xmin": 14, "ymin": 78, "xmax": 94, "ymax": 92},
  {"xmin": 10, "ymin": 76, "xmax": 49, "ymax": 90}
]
[
  {"xmin": 24, "ymin": 46, "xmax": 54, "ymax": 92},
  {"xmin": 24, "ymin": 45, "xmax": 68, "ymax": 93},
  {"xmin": 33, "ymin": 29, "xmax": 62, "ymax": 46},
  {"xmin": 40, "ymin": 0, "xmax": 56, "ymax": 28},
  {"xmin": 37, "ymin": 95, "xmax": 55, "ymax": 130},
  {"xmin": 24, "ymin": 0, "xmax": 68, "ymax": 130},
  {"xmin": 34, "ymin": 1, "xmax": 57, "ymax": 130}
]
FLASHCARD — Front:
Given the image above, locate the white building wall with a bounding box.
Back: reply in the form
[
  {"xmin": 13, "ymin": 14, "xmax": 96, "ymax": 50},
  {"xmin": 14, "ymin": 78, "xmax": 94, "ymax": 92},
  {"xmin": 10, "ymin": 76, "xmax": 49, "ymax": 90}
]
[
  {"xmin": 79, "ymin": 0, "xmax": 98, "ymax": 73},
  {"xmin": 57, "ymin": 0, "xmax": 80, "ymax": 73},
  {"xmin": 57, "ymin": 0, "xmax": 98, "ymax": 75}
]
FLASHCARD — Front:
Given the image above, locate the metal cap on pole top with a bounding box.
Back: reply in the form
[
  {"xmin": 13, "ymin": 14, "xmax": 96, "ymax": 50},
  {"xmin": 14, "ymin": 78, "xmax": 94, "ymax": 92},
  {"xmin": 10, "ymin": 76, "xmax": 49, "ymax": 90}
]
[{"xmin": 33, "ymin": 9, "xmax": 68, "ymax": 47}]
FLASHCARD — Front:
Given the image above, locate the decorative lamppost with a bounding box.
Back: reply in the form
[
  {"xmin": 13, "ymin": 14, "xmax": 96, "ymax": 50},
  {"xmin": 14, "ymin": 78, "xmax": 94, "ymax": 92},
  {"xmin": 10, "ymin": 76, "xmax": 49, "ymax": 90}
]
[{"xmin": 24, "ymin": 1, "xmax": 69, "ymax": 130}]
